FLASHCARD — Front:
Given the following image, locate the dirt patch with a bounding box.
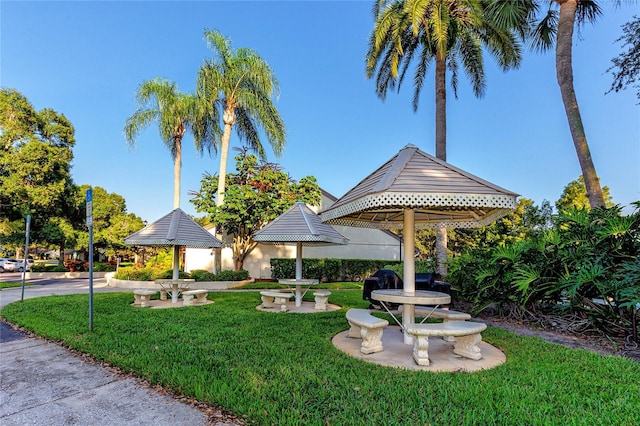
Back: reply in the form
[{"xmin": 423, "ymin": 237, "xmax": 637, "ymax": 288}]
[{"xmin": 475, "ymin": 313, "xmax": 640, "ymax": 362}]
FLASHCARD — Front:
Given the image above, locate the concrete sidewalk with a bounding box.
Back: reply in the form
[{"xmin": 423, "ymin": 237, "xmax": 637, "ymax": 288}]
[{"xmin": 0, "ymin": 279, "xmax": 239, "ymax": 426}]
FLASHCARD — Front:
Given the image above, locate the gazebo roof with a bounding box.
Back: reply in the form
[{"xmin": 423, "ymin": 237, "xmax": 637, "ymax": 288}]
[
  {"xmin": 124, "ymin": 208, "xmax": 222, "ymax": 248},
  {"xmin": 253, "ymin": 201, "xmax": 348, "ymax": 246},
  {"xmin": 321, "ymin": 144, "xmax": 518, "ymax": 229}
]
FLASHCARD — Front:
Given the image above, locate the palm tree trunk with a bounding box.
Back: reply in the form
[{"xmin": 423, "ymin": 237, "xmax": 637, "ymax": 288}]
[
  {"xmin": 216, "ymin": 108, "xmax": 235, "ymax": 207},
  {"xmin": 435, "ymin": 53, "xmax": 447, "ymax": 161},
  {"xmin": 556, "ymin": 0, "xmax": 605, "ymax": 208},
  {"xmin": 213, "ymin": 108, "xmax": 235, "ymax": 273},
  {"xmin": 435, "ymin": 50, "xmax": 448, "ymax": 276},
  {"xmin": 173, "ymin": 137, "xmax": 181, "ymax": 209}
]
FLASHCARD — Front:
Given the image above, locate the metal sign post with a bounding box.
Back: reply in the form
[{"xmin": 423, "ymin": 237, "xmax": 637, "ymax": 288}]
[
  {"xmin": 86, "ymin": 188, "xmax": 94, "ymax": 331},
  {"xmin": 21, "ymin": 215, "xmax": 31, "ymax": 302}
]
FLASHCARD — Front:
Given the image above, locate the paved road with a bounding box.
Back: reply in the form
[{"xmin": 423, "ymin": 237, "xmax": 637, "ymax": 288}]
[{"xmin": 0, "ymin": 276, "xmax": 240, "ymax": 426}]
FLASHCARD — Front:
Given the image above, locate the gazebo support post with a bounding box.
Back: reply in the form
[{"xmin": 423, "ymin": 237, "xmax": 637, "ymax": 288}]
[
  {"xmin": 172, "ymin": 247, "xmax": 180, "ymax": 303},
  {"xmin": 295, "ymin": 242, "xmax": 303, "ymax": 306},
  {"xmin": 402, "ymin": 208, "xmax": 416, "ymax": 344}
]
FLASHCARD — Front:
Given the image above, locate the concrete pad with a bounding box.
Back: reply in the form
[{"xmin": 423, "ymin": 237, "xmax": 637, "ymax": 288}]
[{"xmin": 332, "ymin": 325, "xmax": 506, "ymax": 372}]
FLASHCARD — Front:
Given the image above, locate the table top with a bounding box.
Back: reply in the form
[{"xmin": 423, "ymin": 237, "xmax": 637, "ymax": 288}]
[
  {"xmin": 371, "ymin": 289, "xmax": 451, "ymax": 305},
  {"xmin": 277, "ymin": 279, "xmax": 319, "ymax": 285}
]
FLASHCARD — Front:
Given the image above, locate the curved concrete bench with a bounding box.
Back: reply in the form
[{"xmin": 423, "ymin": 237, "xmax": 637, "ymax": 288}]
[
  {"xmin": 414, "ymin": 307, "xmax": 471, "ymax": 321},
  {"xmin": 405, "ymin": 321, "xmax": 487, "ymax": 366},
  {"xmin": 133, "ymin": 289, "xmax": 157, "ymax": 307},
  {"xmin": 313, "ymin": 290, "xmax": 331, "ymax": 311},
  {"xmin": 182, "ymin": 289, "xmax": 208, "ymax": 306},
  {"xmin": 260, "ymin": 291, "xmax": 293, "ymax": 312},
  {"xmin": 346, "ymin": 308, "xmax": 389, "ymax": 354},
  {"xmin": 411, "ymin": 306, "xmax": 472, "ymax": 342}
]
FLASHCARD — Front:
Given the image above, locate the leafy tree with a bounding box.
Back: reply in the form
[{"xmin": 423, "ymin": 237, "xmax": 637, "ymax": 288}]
[
  {"xmin": 124, "ymin": 78, "xmax": 214, "ymax": 209},
  {"xmin": 74, "ymin": 185, "xmax": 145, "ymax": 260},
  {"xmin": 495, "ymin": 0, "xmax": 611, "ymax": 208},
  {"xmin": 607, "ymin": 15, "xmax": 640, "ymax": 101},
  {"xmin": 190, "ymin": 148, "xmax": 321, "ymax": 270},
  {"xmin": 197, "ymin": 29, "xmax": 286, "ymax": 208},
  {"xmin": 555, "ymin": 176, "xmax": 613, "ymax": 213},
  {"xmin": 0, "ymin": 88, "xmax": 79, "ymax": 259},
  {"xmin": 365, "ymin": 0, "xmax": 524, "ymax": 275}
]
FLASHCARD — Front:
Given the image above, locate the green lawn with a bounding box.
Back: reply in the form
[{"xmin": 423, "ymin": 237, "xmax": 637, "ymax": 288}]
[{"xmin": 1, "ymin": 289, "xmax": 638, "ymax": 425}]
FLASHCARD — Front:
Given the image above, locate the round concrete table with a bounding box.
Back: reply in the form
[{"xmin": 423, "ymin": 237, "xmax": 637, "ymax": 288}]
[
  {"xmin": 277, "ymin": 279, "xmax": 319, "ymax": 307},
  {"xmin": 371, "ymin": 289, "xmax": 451, "ymax": 344}
]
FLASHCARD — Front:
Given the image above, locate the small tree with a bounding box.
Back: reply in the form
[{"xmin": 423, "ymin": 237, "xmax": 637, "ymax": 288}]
[
  {"xmin": 190, "ymin": 148, "xmax": 321, "ymax": 270},
  {"xmin": 555, "ymin": 176, "xmax": 613, "ymax": 213}
]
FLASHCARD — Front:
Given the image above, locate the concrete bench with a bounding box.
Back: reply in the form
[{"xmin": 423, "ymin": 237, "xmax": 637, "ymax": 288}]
[
  {"xmin": 133, "ymin": 289, "xmax": 157, "ymax": 307},
  {"xmin": 411, "ymin": 306, "xmax": 472, "ymax": 342},
  {"xmin": 414, "ymin": 307, "xmax": 471, "ymax": 321},
  {"xmin": 313, "ymin": 290, "xmax": 331, "ymax": 311},
  {"xmin": 346, "ymin": 308, "xmax": 389, "ymax": 354},
  {"xmin": 182, "ymin": 289, "xmax": 209, "ymax": 306},
  {"xmin": 260, "ymin": 291, "xmax": 294, "ymax": 312},
  {"xmin": 405, "ymin": 321, "xmax": 487, "ymax": 366}
]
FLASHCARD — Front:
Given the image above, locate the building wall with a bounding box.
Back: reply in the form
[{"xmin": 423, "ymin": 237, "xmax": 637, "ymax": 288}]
[{"xmin": 184, "ymin": 190, "xmax": 401, "ymax": 278}]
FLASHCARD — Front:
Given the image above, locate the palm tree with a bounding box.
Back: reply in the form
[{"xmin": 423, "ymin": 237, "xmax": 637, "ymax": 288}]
[
  {"xmin": 123, "ymin": 78, "xmax": 213, "ymax": 209},
  {"xmin": 197, "ymin": 29, "xmax": 286, "ymax": 208},
  {"xmin": 529, "ymin": 0, "xmax": 606, "ymax": 208},
  {"xmin": 366, "ymin": 0, "xmax": 523, "ymax": 275}
]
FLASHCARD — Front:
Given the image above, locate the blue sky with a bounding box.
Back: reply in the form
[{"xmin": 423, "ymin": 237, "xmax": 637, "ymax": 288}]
[{"xmin": 2, "ymin": 1, "xmax": 638, "ymax": 223}]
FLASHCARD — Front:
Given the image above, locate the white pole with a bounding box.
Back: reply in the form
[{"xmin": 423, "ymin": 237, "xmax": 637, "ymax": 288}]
[{"xmin": 402, "ymin": 208, "xmax": 415, "ymax": 344}]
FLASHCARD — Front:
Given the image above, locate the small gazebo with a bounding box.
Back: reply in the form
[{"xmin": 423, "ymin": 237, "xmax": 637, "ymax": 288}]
[
  {"xmin": 124, "ymin": 208, "xmax": 222, "ymax": 301},
  {"xmin": 253, "ymin": 201, "xmax": 348, "ymax": 306}
]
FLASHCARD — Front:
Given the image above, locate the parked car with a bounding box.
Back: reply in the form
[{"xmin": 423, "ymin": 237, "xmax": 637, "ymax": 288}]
[
  {"xmin": 0, "ymin": 258, "xmax": 19, "ymax": 272},
  {"xmin": 16, "ymin": 258, "xmax": 34, "ymax": 272}
]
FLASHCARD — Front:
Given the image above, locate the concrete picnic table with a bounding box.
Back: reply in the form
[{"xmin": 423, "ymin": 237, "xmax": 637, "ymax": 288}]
[
  {"xmin": 371, "ymin": 289, "xmax": 451, "ymax": 344},
  {"xmin": 154, "ymin": 279, "xmax": 195, "ymax": 303},
  {"xmin": 277, "ymin": 278, "xmax": 319, "ymax": 307}
]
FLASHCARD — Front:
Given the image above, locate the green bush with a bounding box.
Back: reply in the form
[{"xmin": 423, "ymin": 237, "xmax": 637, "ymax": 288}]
[
  {"xmin": 270, "ymin": 258, "xmax": 399, "ymax": 282},
  {"xmin": 190, "ymin": 269, "xmax": 217, "ymax": 281},
  {"xmin": 92, "ymin": 263, "xmax": 117, "ymax": 272},
  {"xmin": 447, "ymin": 203, "xmax": 640, "ymax": 339},
  {"xmin": 113, "ymin": 267, "xmax": 153, "ymax": 281},
  {"xmin": 214, "ymin": 269, "xmax": 249, "ymax": 281}
]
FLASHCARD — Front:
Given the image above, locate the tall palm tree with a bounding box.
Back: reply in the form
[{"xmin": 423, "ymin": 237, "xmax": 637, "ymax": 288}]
[
  {"xmin": 124, "ymin": 78, "xmax": 213, "ymax": 209},
  {"xmin": 513, "ymin": 0, "xmax": 606, "ymax": 208},
  {"xmin": 197, "ymin": 29, "xmax": 286, "ymax": 208},
  {"xmin": 366, "ymin": 0, "xmax": 523, "ymax": 275}
]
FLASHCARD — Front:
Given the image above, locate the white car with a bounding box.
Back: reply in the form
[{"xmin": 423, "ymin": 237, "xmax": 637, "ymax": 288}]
[
  {"xmin": 16, "ymin": 259, "xmax": 34, "ymax": 272},
  {"xmin": 0, "ymin": 258, "xmax": 19, "ymax": 272},
  {"xmin": 0, "ymin": 258, "xmax": 33, "ymax": 272}
]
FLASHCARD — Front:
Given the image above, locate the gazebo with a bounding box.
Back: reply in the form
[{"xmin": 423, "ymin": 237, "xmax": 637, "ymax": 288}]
[
  {"xmin": 253, "ymin": 201, "xmax": 348, "ymax": 306},
  {"xmin": 321, "ymin": 144, "xmax": 518, "ymax": 342},
  {"xmin": 124, "ymin": 208, "xmax": 222, "ymax": 302}
]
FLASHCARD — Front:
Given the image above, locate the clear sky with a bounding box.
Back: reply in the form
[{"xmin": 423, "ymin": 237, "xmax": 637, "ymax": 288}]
[{"xmin": 2, "ymin": 1, "xmax": 638, "ymax": 223}]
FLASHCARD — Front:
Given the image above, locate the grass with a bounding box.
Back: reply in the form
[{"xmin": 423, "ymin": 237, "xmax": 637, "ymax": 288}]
[
  {"xmin": 0, "ymin": 281, "xmax": 30, "ymax": 289},
  {"xmin": 1, "ymin": 289, "xmax": 639, "ymax": 426}
]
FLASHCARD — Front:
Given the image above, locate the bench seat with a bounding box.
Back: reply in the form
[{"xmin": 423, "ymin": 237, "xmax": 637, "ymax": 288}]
[
  {"xmin": 133, "ymin": 289, "xmax": 157, "ymax": 307},
  {"xmin": 313, "ymin": 290, "xmax": 331, "ymax": 311},
  {"xmin": 346, "ymin": 308, "xmax": 389, "ymax": 354},
  {"xmin": 405, "ymin": 321, "xmax": 487, "ymax": 366},
  {"xmin": 413, "ymin": 307, "xmax": 471, "ymax": 321},
  {"xmin": 260, "ymin": 291, "xmax": 294, "ymax": 312},
  {"xmin": 182, "ymin": 289, "xmax": 209, "ymax": 306}
]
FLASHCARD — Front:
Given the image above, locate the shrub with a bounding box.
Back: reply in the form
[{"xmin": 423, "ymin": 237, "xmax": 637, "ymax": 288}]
[
  {"xmin": 215, "ymin": 269, "xmax": 249, "ymax": 281},
  {"xmin": 113, "ymin": 267, "xmax": 153, "ymax": 281},
  {"xmin": 190, "ymin": 269, "xmax": 217, "ymax": 281},
  {"xmin": 270, "ymin": 258, "xmax": 400, "ymax": 282}
]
